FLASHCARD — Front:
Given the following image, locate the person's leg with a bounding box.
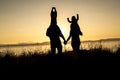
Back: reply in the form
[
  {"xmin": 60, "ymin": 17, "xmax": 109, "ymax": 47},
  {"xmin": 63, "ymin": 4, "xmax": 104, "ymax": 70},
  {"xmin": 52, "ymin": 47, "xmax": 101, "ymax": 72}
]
[
  {"xmin": 72, "ymin": 43, "xmax": 76, "ymax": 51},
  {"xmin": 58, "ymin": 45, "xmax": 62, "ymax": 55},
  {"xmin": 51, "ymin": 42, "xmax": 56, "ymax": 55},
  {"xmin": 51, "ymin": 47, "xmax": 55, "ymax": 54},
  {"xmin": 72, "ymin": 42, "xmax": 80, "ymax": 52},
  {"xmin": 57, "ymin": 42, "xmax": 62, "ymax": 55},
  {"xmin": 76, "ymin": 45, "xmax": 80, "ymax": 52}
]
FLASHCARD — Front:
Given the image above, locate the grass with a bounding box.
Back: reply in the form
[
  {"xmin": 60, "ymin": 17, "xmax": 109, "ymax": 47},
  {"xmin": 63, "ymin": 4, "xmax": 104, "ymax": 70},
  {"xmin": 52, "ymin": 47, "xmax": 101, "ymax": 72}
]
[
  {"xmin": 0, "ymin": 46, "xmax": 120, "ymax": 65},
  {"xmin": 0, "ymin": 47, "xmax": 119, "ymax": 74}
]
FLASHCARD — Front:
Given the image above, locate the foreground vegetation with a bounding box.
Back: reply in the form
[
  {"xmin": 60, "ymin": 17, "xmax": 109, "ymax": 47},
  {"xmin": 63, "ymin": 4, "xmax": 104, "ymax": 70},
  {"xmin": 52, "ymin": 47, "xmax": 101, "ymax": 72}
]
[{"xmin": 0, "ymin": 46, "xmax": 120, "ymax": 65}]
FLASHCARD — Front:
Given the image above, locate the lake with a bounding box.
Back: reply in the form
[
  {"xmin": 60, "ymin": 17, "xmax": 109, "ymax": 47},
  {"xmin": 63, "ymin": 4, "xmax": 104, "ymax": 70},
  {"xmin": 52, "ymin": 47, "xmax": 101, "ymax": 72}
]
[{"xmin": 0, "ymin": 40, "xmax": 120, "ymax": 56}]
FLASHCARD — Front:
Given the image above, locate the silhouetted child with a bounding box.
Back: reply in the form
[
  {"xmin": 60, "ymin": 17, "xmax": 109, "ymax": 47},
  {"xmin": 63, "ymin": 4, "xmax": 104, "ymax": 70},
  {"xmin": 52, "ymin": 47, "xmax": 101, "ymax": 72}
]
[
  {"xmin": 65, "ymin": 14, "xmax": 83, "ymax": 52},
  {"xmin": 46, "ymin": 7, "xmax": 66, "ymax": 55}
]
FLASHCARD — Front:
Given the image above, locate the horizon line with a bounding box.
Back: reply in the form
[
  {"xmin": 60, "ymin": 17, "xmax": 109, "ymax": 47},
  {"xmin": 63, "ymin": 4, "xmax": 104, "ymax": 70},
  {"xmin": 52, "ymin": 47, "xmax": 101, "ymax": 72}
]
[{"xmin": 0, "ymin": 37, "xmax": 120, "ymax": 46}]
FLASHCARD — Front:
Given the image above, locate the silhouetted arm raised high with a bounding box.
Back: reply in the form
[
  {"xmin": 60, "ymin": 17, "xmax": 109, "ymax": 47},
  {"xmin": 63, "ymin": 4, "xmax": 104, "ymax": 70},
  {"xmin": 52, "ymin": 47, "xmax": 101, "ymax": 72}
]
[
  {"xmin": 52, "ymin": 7, "xmax": 57, "ymax": 15},
  {"xmin": 51, "ymin": 7, "xmax": 56, "ymax": 12},
  {"xmin": 52, "ymin": 7, "xmax": 56, "ymax": 11},
  {"xmin": 51, "ymin": 7, "xmax": 57, "ymax": 17},
  {"xmin": 76, "ymin": 14, "xmax": 79, "ymax": 21},
  {"xmin": 67, "ymin": 18, "xmax": 72, "ymax": 23}
]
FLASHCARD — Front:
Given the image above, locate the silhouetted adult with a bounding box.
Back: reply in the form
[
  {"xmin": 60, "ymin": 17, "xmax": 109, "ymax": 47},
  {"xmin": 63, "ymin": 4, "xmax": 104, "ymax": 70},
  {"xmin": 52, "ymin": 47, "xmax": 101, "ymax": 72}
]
[
  {"xmin": 46, "ymin": 7, "xmax": 66, "ymax": 55},
  {"xmin": 65, "ymin": 14, "xmax": 83, "ymax": 52}
]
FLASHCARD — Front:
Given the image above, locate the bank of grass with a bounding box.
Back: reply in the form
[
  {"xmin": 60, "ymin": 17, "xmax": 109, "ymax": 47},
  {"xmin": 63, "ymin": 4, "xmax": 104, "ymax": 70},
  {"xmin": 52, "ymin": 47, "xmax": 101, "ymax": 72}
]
[{"xmin": 0, "ymin": 46, "xmax": 120, "ymax": 65}]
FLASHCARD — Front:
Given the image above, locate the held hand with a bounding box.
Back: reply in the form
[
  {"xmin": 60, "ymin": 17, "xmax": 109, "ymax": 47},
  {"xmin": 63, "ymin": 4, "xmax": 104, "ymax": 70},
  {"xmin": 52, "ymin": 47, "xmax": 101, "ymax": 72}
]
[{"xmin": 64, "ymin": 40, "xmax": 67, "ymax": 45}]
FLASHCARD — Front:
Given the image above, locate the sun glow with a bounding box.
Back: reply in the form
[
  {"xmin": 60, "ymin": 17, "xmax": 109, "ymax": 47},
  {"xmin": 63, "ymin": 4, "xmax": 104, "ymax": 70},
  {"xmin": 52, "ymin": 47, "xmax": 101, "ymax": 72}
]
[
  {"xmin": 0, "ymin": 0, "xmax": 120, "ymax": 44},
  {"xmin": 58, "ymin": 23, "xmax": 70, "ymax": 38}
]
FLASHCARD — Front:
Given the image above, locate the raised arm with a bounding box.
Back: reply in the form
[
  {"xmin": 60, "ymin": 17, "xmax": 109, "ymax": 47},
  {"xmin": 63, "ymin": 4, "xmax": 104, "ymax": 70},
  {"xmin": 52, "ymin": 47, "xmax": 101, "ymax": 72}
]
[
  {"xmin": 52, "ymin": 7, "xmax": 55, "ymax": 11},
  {"xmin": 51, "ymin": 7, "xmax": 54, "ymax": 13},
  {"xmin": 51, "ymin": 7, "xmax": 57, "ymax": 15},
  {"xmin": 67, "ymin": 18, "xmax": 72, "ymax": 23},
  {"xmin": 76, "ymin": 14, "xmax": 79, "ymax": 21}
]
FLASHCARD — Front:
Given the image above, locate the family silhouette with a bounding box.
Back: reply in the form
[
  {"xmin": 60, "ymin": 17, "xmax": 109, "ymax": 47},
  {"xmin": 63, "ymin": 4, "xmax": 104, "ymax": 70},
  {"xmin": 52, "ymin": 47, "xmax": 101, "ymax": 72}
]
[{"xmin": 46, "ymin": 7, "xmax": 83, "ymax": 54}]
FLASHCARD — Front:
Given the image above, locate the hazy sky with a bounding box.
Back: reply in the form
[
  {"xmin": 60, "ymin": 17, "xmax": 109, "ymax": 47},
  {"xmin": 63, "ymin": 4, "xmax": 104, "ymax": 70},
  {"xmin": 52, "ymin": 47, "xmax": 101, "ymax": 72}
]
[{"xmin": 0, "ymin": 0, "xmax": 120, "ymax": 44}]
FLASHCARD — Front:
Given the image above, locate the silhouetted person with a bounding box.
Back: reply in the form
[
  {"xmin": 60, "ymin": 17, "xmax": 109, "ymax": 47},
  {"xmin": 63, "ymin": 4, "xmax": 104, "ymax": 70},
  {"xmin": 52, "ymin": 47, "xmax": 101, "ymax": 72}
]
[
  {"xmin": 65, "ymin": 14, "xmax": 83, "ymax": 52},
  {"xmin": 46, "ymin": 7, "xmax": 66, "ymax": 55}
]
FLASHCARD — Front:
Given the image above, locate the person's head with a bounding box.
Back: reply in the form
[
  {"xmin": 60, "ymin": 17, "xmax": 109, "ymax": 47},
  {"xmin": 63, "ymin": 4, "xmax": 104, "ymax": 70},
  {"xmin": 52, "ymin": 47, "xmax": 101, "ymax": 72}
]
[
  {"xmin": 72, "ymin": 16, "xmax": 76, "ymax": 21},
  {"xmin": 71, "ymin": 16, "xmax": 77, "ymax": 23}
]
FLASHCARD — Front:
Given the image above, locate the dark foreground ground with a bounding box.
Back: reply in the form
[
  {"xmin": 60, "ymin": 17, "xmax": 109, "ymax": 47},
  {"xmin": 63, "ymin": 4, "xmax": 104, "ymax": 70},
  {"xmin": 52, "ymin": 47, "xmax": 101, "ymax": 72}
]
[{"xmin": 0, "ymin": 49, "xmax": 120, "ymax": 73}]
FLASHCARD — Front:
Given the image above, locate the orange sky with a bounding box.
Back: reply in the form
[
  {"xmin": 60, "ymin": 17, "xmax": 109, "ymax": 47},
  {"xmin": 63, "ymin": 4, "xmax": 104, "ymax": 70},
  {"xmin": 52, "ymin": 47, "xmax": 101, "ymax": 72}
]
[{"xmin": 0, "ymin": 0, "xmax": 120, "ymax": 44}]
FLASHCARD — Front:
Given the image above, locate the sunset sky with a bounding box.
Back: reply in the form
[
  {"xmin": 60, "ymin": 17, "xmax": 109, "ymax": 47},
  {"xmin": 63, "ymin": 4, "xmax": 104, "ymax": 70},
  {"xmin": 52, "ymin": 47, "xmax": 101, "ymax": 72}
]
[{"xmin": 0, "ymin": 0, "xmax": 120, "ymax": 44}]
